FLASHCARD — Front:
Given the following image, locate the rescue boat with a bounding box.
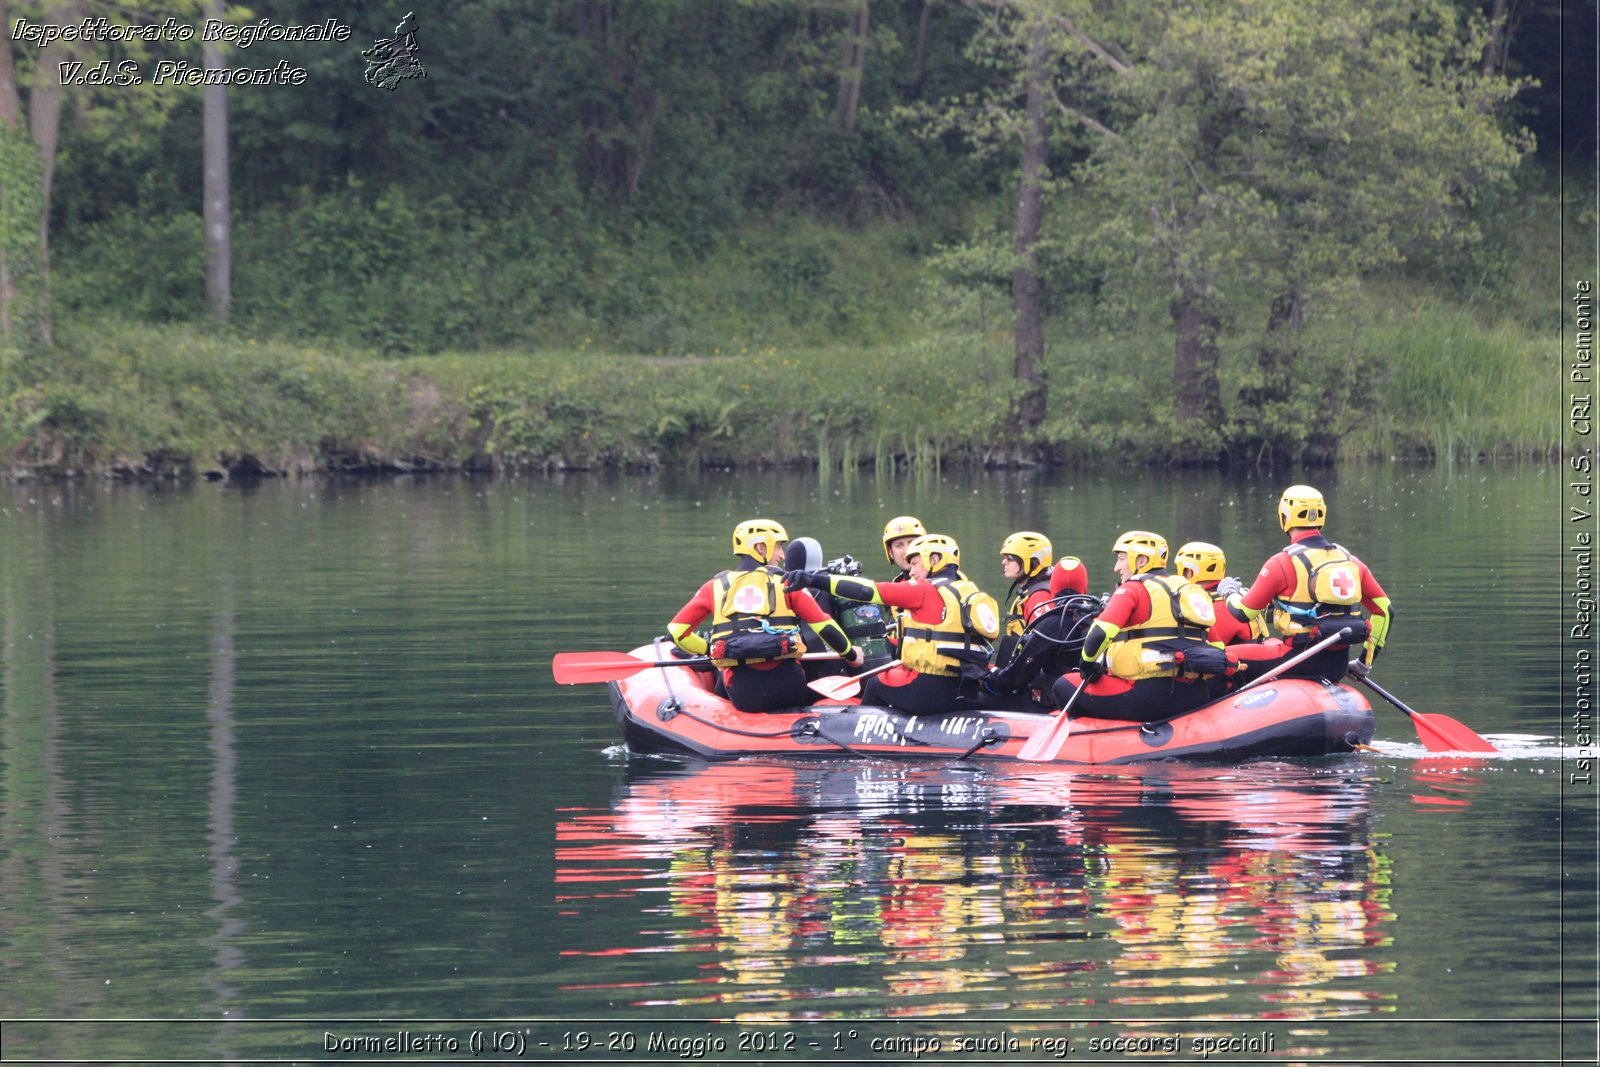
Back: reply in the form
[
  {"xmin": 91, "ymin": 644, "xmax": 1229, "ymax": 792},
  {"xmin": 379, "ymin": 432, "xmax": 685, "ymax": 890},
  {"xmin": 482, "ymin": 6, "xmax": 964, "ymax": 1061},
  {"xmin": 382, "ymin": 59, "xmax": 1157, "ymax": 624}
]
[{"xmin": 609, "ymin": 644, "xmax": 1375, "ymax": 766}]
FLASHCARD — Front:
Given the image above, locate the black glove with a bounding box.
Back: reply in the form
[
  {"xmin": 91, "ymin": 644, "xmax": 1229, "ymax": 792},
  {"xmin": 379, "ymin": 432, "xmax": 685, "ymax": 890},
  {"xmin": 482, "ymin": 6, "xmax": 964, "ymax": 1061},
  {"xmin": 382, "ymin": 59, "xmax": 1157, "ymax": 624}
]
[
  {"xmin": 783, "ymin": 569, "xmax": 821, "ymax": 593},
  {"xmin": 1079, "ymin": 659, "xmax": 1105, "ymax": 682}
]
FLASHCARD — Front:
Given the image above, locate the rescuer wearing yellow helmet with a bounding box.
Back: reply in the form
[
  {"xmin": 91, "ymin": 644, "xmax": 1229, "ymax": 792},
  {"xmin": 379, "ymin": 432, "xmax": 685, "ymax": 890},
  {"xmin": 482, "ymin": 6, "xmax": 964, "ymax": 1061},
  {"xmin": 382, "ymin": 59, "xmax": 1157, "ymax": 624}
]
[
  {"xmin": 996, "ymin": 530, "xmax": 1055, "ymax": 665},
  {"xmin": 667, "ymin": 519, "xmax": 863, "ymax": 712},
  {"xmin": 786, "ymin": 532, "xmax": 1001, "ymax": 715},
  {"xmin": 1049, "ymin": 530, "xmax": 1223, "ymax": 722},
  {"xmin": 1173, "ymin": 541, "xmax": 1269, "ymax": 646},
  {"xmin": 881, "ymin": 515, "xmax": 926, "ymax": 580},
  {"xmin": 1223, "ymin": 485, "xmax": 1393, "ymax": 683},
  {"xmin": 878, "ymin": 514, "xmax": 926, "ymax": 654},
  {"xmin": 983, "ymin": 551, "xmax": 1099, "ymax": 711}
]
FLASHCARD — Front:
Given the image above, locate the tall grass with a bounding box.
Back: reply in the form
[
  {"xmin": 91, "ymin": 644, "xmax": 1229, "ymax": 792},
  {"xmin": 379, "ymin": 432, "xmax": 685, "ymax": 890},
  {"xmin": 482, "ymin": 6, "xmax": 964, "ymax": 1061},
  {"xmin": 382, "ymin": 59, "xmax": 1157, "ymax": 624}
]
[
  {"xmin": 2, "ymin": 303, "xmax": 1555, "ymax": 477},
  {"xmin": 1341, "ymin": 303, "xmax": 1555, "ymax": 461},
  {"xmin": 18, "ymin": 164, "xmax": 1567, "ymax": 477}
]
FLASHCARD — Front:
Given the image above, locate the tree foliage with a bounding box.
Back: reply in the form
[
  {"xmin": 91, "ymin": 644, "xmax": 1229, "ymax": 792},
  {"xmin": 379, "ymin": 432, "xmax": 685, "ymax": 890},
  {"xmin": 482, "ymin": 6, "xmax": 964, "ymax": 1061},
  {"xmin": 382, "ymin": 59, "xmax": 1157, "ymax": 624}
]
[
  {"xmin": 1063, "ymin": 0, "xmax": 1528, "ymax": 456},
  {"xmin": 3, "ymin": 0, "xmax": 1557, "ymax": 468}
]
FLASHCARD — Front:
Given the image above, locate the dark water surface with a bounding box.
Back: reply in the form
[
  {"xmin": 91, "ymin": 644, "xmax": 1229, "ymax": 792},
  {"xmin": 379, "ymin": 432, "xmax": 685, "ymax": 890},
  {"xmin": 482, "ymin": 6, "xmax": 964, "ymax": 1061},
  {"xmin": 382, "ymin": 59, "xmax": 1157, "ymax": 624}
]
[{"xmin": 1, "ymin": 465, "xmax": 1593, "ymax": 1064}]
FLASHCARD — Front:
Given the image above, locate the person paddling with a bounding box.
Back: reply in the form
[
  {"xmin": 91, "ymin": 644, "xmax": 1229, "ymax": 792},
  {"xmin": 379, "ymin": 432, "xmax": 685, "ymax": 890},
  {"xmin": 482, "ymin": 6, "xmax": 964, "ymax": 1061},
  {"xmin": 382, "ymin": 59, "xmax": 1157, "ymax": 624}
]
[
  {"xmin": 667, "ymin": 519, "xmax": 862, "ymax": 712},
  {"xmin": 1223, "ymin": 485, "xmax": 1392, "ymax": 684}
]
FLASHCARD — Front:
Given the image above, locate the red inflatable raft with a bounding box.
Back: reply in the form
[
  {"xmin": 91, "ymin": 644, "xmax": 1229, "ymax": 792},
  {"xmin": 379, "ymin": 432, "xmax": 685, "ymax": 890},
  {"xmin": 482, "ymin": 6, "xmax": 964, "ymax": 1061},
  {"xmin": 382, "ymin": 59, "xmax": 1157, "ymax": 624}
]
[{"xmin": 608, "ymin": 645, "xmax": 1375, "ymax": 766}]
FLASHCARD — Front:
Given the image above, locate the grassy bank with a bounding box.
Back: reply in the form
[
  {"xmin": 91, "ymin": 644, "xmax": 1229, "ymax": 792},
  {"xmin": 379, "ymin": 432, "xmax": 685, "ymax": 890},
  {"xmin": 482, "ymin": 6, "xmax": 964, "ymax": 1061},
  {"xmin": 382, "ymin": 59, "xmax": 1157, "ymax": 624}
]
[
  {"xmin": 0, "ymin": 293, "xmax": 1554, "ymax": 478},
  {"xmin": 20, "ymin": 163, "xmax": 1569, "ymax": 477}
]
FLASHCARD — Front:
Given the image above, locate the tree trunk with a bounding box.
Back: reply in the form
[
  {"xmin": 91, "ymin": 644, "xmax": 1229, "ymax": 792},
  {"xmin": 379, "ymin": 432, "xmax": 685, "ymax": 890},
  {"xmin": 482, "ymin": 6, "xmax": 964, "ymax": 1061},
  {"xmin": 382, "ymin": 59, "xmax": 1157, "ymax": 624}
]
[
  {"xmin": 28, "ymin": 1, "xmax": 83, "ymax": 348},
  {"xmin": 0, "ymin": 1, "xmax": 19, "ymax": 334},
  {"xmin": 1481, "ymin": 0, "xmax": 1509, "ymax": 75},
  {"xmin": 911, "ymin": 0, "xmax": 932, "ymax": 89},
  {"xmin": 1253, "ymin": 290, "xmax": 1303, "ymax": 403},
  {"xmin": 1170, "ymin": 294, "xmax": 1223, "ymax": 425},
  {"xmin": 203, "ymin": 0, "xmax": 231, "ymax": 323},
  {"xmin": 836, "ymin": 0, "xmax": 869, "ymax": 134},
  {"xmin": 1009, "ymin": 15, "xmax": 1049, "ymax": 431},
  {"xmin": 0, "ymin": 2, "xmax": 18, "ymax": 132}
]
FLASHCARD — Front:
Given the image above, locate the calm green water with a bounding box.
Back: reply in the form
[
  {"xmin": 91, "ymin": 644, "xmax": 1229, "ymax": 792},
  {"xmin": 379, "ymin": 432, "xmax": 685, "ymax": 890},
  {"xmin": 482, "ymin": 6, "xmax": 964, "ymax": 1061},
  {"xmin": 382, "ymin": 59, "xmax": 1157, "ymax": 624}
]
[{"xmin": 0, "ymin": 465, "xmax": 1592, "ymax": 1064}]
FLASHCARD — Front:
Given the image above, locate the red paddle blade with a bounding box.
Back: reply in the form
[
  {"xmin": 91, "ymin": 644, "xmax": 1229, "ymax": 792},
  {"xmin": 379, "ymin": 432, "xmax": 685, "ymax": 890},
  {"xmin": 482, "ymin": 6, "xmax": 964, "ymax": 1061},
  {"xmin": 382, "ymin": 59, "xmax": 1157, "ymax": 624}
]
[
  {"xmin": 551, "ymin": 651, "xmax": 660, "ymax": 684},
  {"xmin": 1408, "ymin": 711, "xmax": 1498, "ymax": 754},
  {"xmin": 807, "ymin": 674, "xmax": 862, "ymax": 701},
  {"xmin": 1017, "ymin": 711, "xmax": 1071, "ymax": 762}
]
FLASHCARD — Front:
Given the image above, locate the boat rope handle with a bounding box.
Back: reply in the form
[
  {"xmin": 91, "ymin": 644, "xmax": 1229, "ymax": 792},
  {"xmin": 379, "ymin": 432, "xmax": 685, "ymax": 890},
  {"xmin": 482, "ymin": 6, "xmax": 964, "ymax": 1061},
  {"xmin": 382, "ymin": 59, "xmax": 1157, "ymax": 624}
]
[
  {"xmin": 954, "ymin": 726, "xmax": 1004, "ymax": 761},
  {"xmin": 662, "ymin": 700, "xmax": 813, "ymax": 740}
]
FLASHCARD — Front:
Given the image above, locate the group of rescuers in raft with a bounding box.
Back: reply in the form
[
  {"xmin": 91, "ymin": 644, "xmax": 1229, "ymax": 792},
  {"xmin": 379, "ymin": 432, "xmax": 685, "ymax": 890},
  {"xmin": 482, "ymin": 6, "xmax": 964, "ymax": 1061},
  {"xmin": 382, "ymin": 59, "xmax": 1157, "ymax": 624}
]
[{"xmin": 665, "ymin": 484, "xmax": 1393, "ymax": 722}]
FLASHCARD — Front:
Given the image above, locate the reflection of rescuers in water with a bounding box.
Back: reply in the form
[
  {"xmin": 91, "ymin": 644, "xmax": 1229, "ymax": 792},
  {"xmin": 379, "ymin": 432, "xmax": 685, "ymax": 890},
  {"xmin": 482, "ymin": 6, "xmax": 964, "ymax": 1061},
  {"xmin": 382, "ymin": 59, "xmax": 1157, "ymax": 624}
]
[
  {"xmin": 786, "ymin": 533, "xmax": 1001, "ymax": 716},
  {"xmin": 1222, "ymin": 485, "xmax": 1392, "ymax": 685},
  {"xmin": 667, "ymin": 519, "xmax": 862, "ymax": 713},
  {"xmin": 984, "ymin": 551, "xmax": 1098, "ymax": 711},
  {"xmin": 1053, "ymin": 531, "xmax": 1224, "ymax": 722}
]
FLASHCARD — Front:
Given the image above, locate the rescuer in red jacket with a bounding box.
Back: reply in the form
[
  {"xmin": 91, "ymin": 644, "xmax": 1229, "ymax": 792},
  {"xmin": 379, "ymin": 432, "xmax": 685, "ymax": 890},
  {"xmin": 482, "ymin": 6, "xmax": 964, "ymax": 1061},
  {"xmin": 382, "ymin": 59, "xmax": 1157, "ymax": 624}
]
[
  {"xmin": 668, "ymin": 519, "xmax": 861, "ymax": 712},
  {"xmin": 1223, "ymin": 485, "xmax": 1393, "ymax": 684},
  {"xmin": 1050, "ymin": 531, "xmax": 1221, "ymax": 722},
  {"xmin": 788, "ymin": 533, "xmax": 1001, "ymax": 716}
]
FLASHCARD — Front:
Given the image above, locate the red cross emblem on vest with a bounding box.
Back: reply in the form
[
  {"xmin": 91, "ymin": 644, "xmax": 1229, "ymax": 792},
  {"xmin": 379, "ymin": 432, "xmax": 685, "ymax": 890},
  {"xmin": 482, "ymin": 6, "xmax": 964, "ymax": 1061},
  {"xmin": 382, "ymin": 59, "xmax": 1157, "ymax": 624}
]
[
  {"xmin": 732, "ymin": 584, "xmax": 769, "ymax": 614},
  {"xmin": 1329, "ymin": 567, "xmax": 1355, "ymax": 600}
]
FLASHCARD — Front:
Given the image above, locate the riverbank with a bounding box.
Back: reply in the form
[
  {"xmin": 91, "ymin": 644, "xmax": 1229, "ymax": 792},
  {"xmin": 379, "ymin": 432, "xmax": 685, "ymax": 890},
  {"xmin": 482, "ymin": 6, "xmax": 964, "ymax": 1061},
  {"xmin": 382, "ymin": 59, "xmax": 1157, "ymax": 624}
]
[{"xmin": 0, "ymin": 290, "xmax": 1554, "ymax": 479}]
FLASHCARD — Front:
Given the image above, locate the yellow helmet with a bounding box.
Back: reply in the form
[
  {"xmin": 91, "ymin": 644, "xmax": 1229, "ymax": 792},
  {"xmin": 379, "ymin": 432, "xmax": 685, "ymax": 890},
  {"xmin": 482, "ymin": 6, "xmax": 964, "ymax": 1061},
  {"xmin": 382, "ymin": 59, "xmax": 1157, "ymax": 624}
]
[
  {"xmin": 1174, "ymin": 541, "xmax": 1227, "ymax": 584},
  {"xmin": 1278, "ymin": 485, "xmax": 1327, "ymax": 533},
  {"xmin": 1112, "ymin": 530, "xmax": 1167, "ymax": 575},
  {"xmin": 1000, "ymin": 531, "xmax": 1053, "ymax": 578},
  {"xmin": 732, "ymin": 518, "xmax": 788, "ymax": 563},
  {"xmin": 906, "ymin": 533, "xmax": 960, "ymax": 572},
  {"xmin": 881, "ymin": 515, "xmax": 926, "ymax": 565}
]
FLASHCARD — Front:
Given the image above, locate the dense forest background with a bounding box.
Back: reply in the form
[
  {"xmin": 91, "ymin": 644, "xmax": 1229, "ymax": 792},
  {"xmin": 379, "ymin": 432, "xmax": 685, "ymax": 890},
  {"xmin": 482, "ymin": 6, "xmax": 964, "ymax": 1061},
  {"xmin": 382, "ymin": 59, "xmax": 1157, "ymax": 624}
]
[{"xmin": 0, "ymin": 0, "xmax": 1592, "ymax": 475}]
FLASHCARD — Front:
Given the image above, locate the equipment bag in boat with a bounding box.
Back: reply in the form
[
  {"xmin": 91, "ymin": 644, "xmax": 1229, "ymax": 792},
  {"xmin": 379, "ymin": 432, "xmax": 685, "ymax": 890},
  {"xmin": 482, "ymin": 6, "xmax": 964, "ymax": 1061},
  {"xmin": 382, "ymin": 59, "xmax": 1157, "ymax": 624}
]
[{"xmin": 709, "ymin": 629, "xmax": 800, "ymax": 665}]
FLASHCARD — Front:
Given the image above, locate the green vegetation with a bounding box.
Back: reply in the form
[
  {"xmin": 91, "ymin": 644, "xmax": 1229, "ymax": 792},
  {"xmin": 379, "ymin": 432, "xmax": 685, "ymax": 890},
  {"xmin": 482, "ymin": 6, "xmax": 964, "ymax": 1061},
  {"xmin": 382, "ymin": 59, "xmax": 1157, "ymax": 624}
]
[
  {"xmin": 4, "ymin": 246, "xmax": 1552, "ymax": 477},
  {"xmin": 0, "ymin": 0, "xmax": 1576, "ymax": 476}
]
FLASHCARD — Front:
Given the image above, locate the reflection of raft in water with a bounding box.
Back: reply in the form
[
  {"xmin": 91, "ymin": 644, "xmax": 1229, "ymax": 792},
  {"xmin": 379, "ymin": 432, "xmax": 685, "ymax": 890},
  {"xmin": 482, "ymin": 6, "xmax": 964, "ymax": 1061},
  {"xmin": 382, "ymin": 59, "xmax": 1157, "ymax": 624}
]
[{"xmin": 611, "ymin": 645, "xmax": 1375, "ymax": 766}]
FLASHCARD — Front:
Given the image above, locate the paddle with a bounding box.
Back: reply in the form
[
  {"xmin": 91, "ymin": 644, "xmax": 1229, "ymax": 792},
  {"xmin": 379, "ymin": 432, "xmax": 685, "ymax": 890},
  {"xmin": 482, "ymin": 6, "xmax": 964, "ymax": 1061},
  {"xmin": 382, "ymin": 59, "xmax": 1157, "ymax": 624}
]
[
  {"xmin": 1348, "ymin": 663, "xmax": 1498, "ymax": 753},
  {"xmin": 1017, "ymin": 627, "xmax": 1352, "ymax": 764},
  {"xmin": 806, "ymin": 659, "xmax": 902, "ymax": 701},
  {"xmin": 1233, "ymin": 627, "xmax": 1353, "ymax": 692},
  {"xmin": 552, "ymin": 649, "xmax": 840, "ymax": 685},
  {"xmin": 1016, "ymin": 674, "xmax": 1089, "ymax": 762}
]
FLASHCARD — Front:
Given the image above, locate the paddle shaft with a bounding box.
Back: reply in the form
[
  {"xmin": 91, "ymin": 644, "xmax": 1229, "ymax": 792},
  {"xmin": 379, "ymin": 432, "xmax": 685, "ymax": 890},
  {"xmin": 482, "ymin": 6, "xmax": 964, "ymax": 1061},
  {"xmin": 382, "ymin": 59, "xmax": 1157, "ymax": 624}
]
[
  {"xmin": 806, "ymin": 658, "xmax": 901, "ymax": 700},
  {"xmin": 1351, "ymin": 671, "xmax": 1410, "ymax": 713},
  {"xmin": 1350, "ymin": 668, "xmax": 1499, "ymax": 753},
  {"xmin": 1235, "ymin": 627, "xmax": 1352, "ymax": 692},
  {"xmin": 656, "ymin": 651, "xmax": 842, "ymax": 669},
  {"xmin": 1016, "ymin": 675, "xmax": 1089, "ymax": 762},
  {"xmin": 552, "ymin": 649, "xmax": 843, "ymax": 684}
]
